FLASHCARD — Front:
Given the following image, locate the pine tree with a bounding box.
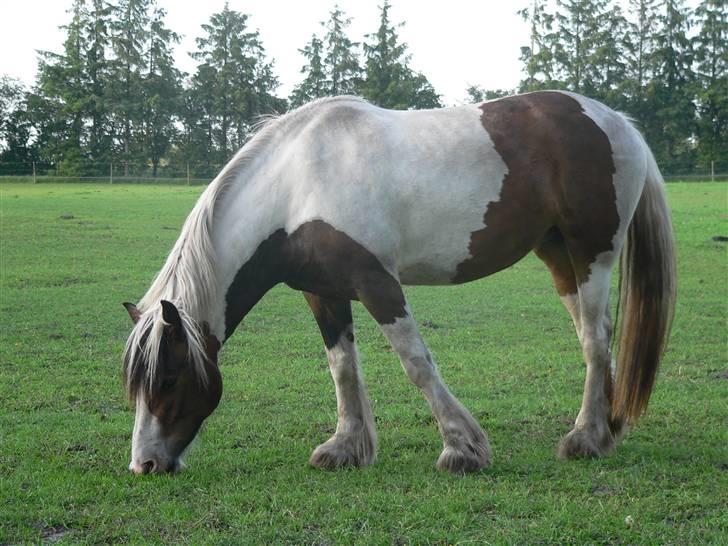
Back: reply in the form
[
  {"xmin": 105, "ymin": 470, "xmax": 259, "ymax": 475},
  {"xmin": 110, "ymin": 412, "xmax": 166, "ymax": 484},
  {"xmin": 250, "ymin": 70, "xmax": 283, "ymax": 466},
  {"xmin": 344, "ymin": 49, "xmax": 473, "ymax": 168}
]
[
  {"xmin": 552, "ymin": 0, "xmax": 612, "ymax": 93},
  {"xmin": 361, "ymin": 1, "xmax": 440, "ymax": 109},
  {"xmin": 647, "ymin": 0, "xmax": 696, "ymax": 172},
  {"xmin": 693, "ymin": 0, "xmax": 727, "ymax": 171},
  {"xmin": 290, "ymin": 34, "xmax": 327, "ymax": 107},
  {"xmin": 84, "ymin": 0, "xmax": 112, "ymax": 170},
  {"xmin": 32, "ymin": 0, "xmax": 89, "ymax": 174},
  {"xmin": 109, "ymin": 0, "xmax": 151, "ymax": 175},
  {"xmin": 585, "ymin": 3, "xmax": 630, "ymax": 106},
  {"xmin": 323, "ymin": 6, "xmax": 361, "ymax": 95},
  {"xmin": 191, "ymin": 4, "xmax": 283, "ymax": 162},
  {"xmin": 0, "ymin": 77, "xmax": 34, "ymax": 171},
  {"xmin": 176, "ymin": 65, "xmax": 218, "ymax": 177},
  {"xmin": 142, "ymin": 6, "xmax": 182, "ymax": 176},
  {"xmin": 625, "ymin": 0, "xmax": 660, "ymax": 112},
  {"xmin": 291, "ymin": 7, "xmax": 361, "ymax": 107},
  {"xmin": 518, "ymin": 0, "xmax": 558, "ymax": 91}
]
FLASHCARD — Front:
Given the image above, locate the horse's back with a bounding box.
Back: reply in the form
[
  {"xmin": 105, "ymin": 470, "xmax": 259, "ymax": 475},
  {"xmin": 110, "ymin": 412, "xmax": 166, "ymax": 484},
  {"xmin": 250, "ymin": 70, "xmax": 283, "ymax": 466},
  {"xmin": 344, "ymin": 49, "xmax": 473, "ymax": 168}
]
[{"xmin": 279, "ymin": 92, "xmax": 647, "ymax": 285}]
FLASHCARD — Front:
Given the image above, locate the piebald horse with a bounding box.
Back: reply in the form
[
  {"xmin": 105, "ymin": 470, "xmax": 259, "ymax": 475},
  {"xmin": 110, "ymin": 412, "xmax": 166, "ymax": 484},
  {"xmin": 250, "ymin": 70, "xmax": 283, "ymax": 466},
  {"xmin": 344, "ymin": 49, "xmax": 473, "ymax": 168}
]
[{"xmin": 122, "ymin": 91, "xmax": 676, "ymax": 475}]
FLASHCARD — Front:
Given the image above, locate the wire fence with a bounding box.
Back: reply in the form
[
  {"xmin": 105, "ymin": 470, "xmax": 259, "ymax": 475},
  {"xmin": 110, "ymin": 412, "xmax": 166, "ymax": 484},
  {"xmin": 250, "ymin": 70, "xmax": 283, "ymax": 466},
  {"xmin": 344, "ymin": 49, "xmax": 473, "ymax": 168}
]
[
  {"xmin": 0, "ymin": 161, "xmax": 726, "ymax": 185},
  {"xmin": 0, "ymin": 161, "xmax": 226, "ymax": 185}
]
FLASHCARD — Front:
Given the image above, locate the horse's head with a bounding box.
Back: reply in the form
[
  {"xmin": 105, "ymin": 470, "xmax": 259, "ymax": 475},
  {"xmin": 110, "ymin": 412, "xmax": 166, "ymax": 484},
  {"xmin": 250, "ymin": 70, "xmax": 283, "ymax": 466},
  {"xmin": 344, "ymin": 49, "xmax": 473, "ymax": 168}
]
[{"xmin": 122, "ymin": 300, "xmax": 222, "ymax": 474}]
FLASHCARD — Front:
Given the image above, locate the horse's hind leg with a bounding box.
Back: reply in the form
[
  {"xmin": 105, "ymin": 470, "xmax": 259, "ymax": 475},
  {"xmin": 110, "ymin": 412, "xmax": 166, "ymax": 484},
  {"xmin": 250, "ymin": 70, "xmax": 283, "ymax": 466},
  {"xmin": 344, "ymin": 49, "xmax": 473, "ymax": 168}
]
[
  {"xmin": 304, "ymin": 292, "xmax": 376, "ymax": 469},
  {"xmin": 357, "ymin": 280, "xmax": 491, "ymax": 473},
  {"xmin": 535, "ymin": 228, "xmax": 582, "ymax": 340},
  {"xmin": 564, "ymin": 249, "xmax": 621, "ymax": 458},
  {"xmin": 536, "ymin": 230, "xmax": 621, "ymax": 458}
]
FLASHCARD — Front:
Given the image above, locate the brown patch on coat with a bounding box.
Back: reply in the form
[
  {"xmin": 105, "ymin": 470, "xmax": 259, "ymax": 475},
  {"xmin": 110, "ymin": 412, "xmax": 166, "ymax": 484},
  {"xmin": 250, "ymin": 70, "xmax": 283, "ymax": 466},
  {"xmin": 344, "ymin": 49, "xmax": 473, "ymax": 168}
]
[
  {"xmin": 146, "ymin": 328, "xmax": 223, "ymax": 456},
  {"xmin": 534, "ymin": 227, "xmax": 577, "ymax": 297},
  {"xmin": 224, "ymin": 220, "xmax": 407, "ymax": 337},
  {"xmin": 304, "ymin": 293, "xmax": 353, "ymax": 349},
  {"xmin": 454, "ymin": 91, "xmax": 619, "ymax": 285}
]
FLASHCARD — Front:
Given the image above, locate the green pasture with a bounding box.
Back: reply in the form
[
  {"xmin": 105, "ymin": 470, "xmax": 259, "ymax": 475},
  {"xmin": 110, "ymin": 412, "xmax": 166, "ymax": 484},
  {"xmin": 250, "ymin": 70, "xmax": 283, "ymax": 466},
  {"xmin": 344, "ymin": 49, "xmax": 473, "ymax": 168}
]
[{"xmin": 1, "ymin": 182, "xmax": 726, "ymax": 544}]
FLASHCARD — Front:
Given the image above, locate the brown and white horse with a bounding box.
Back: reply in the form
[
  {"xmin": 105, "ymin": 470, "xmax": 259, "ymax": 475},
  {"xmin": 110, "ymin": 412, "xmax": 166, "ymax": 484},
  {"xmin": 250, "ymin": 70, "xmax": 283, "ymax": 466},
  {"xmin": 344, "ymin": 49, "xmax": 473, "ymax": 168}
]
[{"xmin": 122, "ymin": 91, "xmax": 676, "ymax": 475}]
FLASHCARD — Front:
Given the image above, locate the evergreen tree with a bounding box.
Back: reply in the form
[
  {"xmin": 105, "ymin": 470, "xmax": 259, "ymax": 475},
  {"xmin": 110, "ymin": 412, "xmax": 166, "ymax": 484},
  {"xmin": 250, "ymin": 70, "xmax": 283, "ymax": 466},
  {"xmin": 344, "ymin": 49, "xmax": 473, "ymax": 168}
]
[
  {"xmin": 176, "ymin": 65, "xmax": 218, "ymax": 177},
  {"xmin": 290, "ymin": 34, "xmax": 327, "ymax": 107},
  {"xmin": 693, "ymin": 0, "xmax": 727, "ymax": 171},
  {"xmin": 585, "ymin": 3, "xmax": 630, "ymax": 106},
  {"xmin": 31, "ymin": 0, "xmax": 89, "ymax": 174},
  {"xmin": 646, "ymin": 0, "xmax": 695, "ymax": 172},
  {"xmin": 0, "ymin": 77, "xmax": 34, "ymax": 171},
  {"xmin": 518, "ymin": 0, "xmax": 558, "ymax": 91},
  {"xmin": 191, "ymin": 4, "xmax": 283, "ymax": 162},
  {"xmin": 290, "ymin": 7, "xmax": 361, "ymax": 107},
  {"xmin": 361, "ymin": 1, "xmax": 440, "ymax": 109},
  {"xmin": 0, "ymin": 77, "xmax": 23, "ymax": 148},
  {"xmin": 323, "ymin": 6, "xmax": 361, "ymax": 95},
  {"xmin": 109, "ymin": 0, "xmax": 151, "ymax": 175},
  {"xmin": 84, "ymin": 0, "xmax": 112, "ymax": 169},
  {"xmin": 142, "ymin": 6, "xmax": 182, "ymax": 176},
  {"xmin": 552, "ymin": 0, "xmax": 611, "ymax": 93},
  {"xmin": 625, "ymin": 0, "xmax": 660, "ymax": 116}
]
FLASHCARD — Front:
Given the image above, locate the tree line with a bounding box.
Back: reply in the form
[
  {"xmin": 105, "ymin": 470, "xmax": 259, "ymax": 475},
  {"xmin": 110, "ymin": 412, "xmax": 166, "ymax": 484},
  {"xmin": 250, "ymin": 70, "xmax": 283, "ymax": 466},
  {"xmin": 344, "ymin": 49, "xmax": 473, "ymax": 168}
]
[
  {"xmin": 508, "ymin": 0, "xmax": 726, "ymax": 173},
  {"xmin": 0, "ymin": 0, "xmax": 725, "ymax": 178}
]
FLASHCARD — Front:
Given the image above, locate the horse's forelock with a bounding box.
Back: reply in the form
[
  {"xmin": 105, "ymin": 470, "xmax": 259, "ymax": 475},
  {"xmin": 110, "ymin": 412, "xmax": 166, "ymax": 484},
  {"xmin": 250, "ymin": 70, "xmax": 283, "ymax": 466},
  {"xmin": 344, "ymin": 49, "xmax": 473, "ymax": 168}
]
[{"xmin": 122, "ymin": 306, "xmax": 210, "ymax": 400}]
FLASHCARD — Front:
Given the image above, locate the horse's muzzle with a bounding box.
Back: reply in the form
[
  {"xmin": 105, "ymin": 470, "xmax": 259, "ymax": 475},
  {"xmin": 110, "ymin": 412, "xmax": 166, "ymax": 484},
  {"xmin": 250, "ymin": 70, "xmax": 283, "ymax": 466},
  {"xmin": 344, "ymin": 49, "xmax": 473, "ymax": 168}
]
[{"xmin": 128, "ymin": 458, "xmax": 181, "ymax": 475}]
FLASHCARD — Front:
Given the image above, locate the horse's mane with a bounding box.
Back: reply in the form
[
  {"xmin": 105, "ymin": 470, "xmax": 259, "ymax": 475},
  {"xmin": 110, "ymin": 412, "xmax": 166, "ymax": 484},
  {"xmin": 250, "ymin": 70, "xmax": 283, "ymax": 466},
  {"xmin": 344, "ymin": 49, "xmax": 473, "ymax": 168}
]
[{"xmin": 122, "ymin": 96, "xmax": 368, "ymax": 397}]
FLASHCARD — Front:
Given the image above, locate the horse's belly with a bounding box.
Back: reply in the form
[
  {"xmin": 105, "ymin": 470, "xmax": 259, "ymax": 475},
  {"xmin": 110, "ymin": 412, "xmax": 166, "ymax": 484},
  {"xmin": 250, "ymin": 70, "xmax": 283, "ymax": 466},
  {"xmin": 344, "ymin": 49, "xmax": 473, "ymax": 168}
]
[
  {"xmin": 395, "ymin": 223, "xmax": 538, "ymax": 286},
  {"xmin": 394, "ymin": 220, "xmax": 482, "ymax": 284},
  {"xmin": 398, "ymin": 261, "xmax": 458, "ymax": 285}
]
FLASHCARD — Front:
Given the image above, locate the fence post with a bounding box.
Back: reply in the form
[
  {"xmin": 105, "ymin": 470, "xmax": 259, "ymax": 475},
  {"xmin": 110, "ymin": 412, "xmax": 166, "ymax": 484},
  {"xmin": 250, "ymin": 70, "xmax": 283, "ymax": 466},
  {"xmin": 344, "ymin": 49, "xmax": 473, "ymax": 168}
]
[
  {"xmin": 110, "ymin": 162, "xmax": 113, "ymax": 184},
  {"xmin": 711, "ymin": 160, "xmax": 714, "ymax": 183},
  {"xmin": 187, "ymin": 163, "xmax": 190, "ymax": 186},
  {"xmin": 32, "ymin": 162, "xmax": 36, "ymax": 184}
]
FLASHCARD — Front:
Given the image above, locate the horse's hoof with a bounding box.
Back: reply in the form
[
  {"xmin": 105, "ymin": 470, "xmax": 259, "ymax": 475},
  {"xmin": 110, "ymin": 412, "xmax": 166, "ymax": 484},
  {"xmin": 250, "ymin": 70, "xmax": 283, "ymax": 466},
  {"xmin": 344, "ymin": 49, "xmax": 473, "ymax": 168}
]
[
  {"xmin": 558, "ymin": 428, "xmax": 614, "ymax": 460},
  {"xmin": 436, "ymin": 443, "xmax": 491, "ymax": 474},
  {"xmin": 309, "ymin": 434, "xmax": 375, "ymax": 470}
]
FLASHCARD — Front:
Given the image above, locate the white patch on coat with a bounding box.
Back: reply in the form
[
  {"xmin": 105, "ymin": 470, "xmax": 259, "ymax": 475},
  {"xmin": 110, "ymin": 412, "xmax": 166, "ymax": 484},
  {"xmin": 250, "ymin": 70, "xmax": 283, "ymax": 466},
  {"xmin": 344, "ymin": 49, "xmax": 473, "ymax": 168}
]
[
  {"xmin": 209, "ymin": 99, "xmax": 509, "ymax": 339},
  {"xmin": 129, "ymin": 396, "xmax": 168, "ymax": 472},
  {"xmin": 379, "ymin": 312, "xmax": 490, "ymax": 464},
  {"xmin": 572, "ymin": 258, "xmax": 615, "ymax": 429}
]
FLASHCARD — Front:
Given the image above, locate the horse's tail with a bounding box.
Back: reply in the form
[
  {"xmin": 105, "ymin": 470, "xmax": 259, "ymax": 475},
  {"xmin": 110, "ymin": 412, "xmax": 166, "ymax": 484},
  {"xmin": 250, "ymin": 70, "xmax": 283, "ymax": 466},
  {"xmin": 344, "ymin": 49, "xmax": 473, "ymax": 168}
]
[{"xmin": 611, "ymin": 138, "xmax": 677, "ymax": 428}]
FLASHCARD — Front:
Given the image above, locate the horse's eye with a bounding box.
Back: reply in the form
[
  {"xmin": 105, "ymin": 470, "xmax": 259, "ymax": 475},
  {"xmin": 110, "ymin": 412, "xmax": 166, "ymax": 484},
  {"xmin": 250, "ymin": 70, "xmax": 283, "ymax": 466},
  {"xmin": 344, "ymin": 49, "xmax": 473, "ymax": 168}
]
[{"xmin": 161, "ymin": 377, "xmax": 177, "ymax": 390}]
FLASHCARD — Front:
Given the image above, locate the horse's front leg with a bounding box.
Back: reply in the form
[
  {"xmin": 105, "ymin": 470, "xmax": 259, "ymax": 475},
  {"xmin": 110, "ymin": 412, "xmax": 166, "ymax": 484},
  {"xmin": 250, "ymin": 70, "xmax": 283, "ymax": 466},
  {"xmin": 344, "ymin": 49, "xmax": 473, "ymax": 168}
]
[
  {"xmin": 304, "ymin": 293, "xmax": 376, "ymax": 469},
  {"xmin": 358, "ymin": 280, "xmax": 491, "ymax": 474}
]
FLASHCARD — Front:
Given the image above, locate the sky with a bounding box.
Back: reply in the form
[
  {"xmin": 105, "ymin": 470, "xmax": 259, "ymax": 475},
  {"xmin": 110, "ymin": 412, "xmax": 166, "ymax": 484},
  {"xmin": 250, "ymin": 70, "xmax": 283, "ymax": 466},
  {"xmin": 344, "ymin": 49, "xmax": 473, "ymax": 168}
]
[
  {"xmin": 0, "ymin": 0, "xmax": 535, "ymax": 104},
  {"xmin": 0, "ymin": 0, "xmax": 700, "ymax": 105}
]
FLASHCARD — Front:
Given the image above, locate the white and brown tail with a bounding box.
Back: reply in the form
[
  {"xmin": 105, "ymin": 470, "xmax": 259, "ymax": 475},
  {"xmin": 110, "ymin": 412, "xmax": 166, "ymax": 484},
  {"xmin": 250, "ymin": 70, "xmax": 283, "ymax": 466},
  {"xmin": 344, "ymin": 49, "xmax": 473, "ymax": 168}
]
[{"xmin": 612, "ymin": 143, "xmax": 677, "ymax": 428}]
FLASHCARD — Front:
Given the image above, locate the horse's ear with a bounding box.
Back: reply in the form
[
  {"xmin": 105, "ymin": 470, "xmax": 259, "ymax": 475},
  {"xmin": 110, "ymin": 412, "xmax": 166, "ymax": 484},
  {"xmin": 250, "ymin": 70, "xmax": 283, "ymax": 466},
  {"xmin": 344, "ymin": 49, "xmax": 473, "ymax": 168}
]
[
  {"xmin": 123, "ymin": 302, "xmax": 141, "ymax": 324},
  {"xmin": 160, "ymin": 300, "xmax": 183, "ymax": 335}
]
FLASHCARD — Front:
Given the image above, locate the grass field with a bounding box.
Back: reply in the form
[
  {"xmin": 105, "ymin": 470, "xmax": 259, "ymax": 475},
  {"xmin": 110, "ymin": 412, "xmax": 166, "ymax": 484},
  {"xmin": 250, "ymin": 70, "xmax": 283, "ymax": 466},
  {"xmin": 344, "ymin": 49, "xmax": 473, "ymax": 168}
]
[{"xmin": 1, "ymin": 182, "xmax": 726, "ymax": 544}]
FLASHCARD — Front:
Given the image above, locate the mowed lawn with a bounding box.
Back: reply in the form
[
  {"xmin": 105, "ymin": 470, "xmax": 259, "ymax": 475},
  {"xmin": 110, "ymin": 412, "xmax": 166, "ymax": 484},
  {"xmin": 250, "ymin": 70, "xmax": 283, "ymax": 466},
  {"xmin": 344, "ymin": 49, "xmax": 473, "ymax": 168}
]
[{"xmin": 0, "ymin": 181, "xmax": 726, "ymax": 545}]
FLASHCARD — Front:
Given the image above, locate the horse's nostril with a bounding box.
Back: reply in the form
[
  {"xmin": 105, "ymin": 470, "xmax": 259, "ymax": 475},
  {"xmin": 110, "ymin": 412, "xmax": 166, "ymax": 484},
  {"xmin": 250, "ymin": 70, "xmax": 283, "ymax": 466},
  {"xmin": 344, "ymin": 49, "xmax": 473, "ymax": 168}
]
[{"xmin": 141, "ymin": 460, "xmax": 155, "ymax": 474}]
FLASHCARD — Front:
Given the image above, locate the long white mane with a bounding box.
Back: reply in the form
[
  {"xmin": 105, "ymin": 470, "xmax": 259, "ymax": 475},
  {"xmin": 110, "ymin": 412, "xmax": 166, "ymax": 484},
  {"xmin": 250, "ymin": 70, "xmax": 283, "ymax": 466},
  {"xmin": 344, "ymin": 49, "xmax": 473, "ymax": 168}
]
[{"xmin": 122, "ymin": 97, "xmax": 367, "ymax": 395}]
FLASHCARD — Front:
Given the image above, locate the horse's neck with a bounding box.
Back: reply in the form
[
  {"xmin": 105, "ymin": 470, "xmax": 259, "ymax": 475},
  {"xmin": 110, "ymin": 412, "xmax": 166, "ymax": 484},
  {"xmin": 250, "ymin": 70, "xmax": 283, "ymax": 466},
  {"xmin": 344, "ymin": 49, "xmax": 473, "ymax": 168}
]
[{"xmin": 207, "ymin": 163, "xmax": 287, "ymax": 342}]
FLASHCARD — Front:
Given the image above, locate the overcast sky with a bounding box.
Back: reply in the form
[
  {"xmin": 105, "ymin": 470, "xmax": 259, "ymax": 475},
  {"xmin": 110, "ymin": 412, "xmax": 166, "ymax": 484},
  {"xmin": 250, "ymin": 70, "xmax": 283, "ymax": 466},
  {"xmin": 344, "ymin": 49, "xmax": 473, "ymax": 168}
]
[
  {"xmin": 0, "ymin": 0, "xmax": 536, "ymax": 104},
  {"xmin": 0, "ymin": 1, "xmax": 699, "ymax": 105}
]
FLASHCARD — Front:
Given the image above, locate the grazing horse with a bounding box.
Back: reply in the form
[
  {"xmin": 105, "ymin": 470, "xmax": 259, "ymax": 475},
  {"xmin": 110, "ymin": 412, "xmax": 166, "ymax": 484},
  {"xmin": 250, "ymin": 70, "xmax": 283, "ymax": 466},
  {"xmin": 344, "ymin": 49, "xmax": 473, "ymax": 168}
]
[{"xmin": 122, "ymin": 91, "xmax": 676, "ymax": 475}]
